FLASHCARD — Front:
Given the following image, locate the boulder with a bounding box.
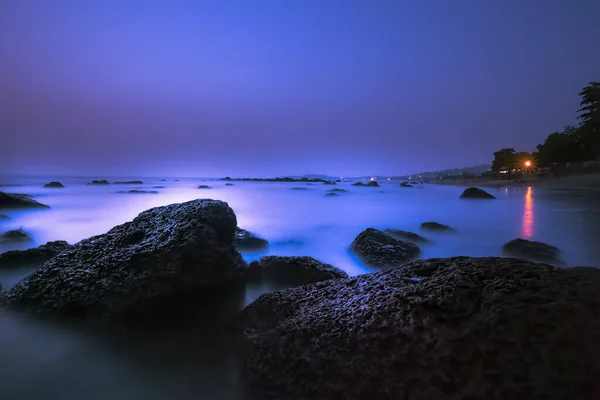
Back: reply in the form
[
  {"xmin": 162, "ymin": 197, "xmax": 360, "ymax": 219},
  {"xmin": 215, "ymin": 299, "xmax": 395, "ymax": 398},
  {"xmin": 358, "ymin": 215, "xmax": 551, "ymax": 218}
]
[
  {"xmin": 400, "ymin": 182, "xmax": 413, "ymax": 188},
  {"xmin": 43, "ymin": 181, "xmax": 64, "ymax": 188},
  {"xmin": 325, "ymin": 192, "xmax": 338, "ymax": 197},
  {"xmin": 0, "ymin": 191, "xmax": 50, "ymax": 209},
  {"xmin": 460, "ymin": 187, "xmax": 495, "ymax": 199},
  {"xmin": 327, "ymin": 188, "xmax": 347, "ymax": 193},
  {"xmin": 350, "ymin": 228, "xmax": 420, "ymax": 268},
  {"xmin": 246, "ymin": 256, "xmax": 348, "ymax": 287},
  {"xmin": 0, "ymin": 229, "xmax": 35, "ymax": 246},
  {"xmin": 366, "ymin": 181, "xmax": 379, "ymax": 187},
  {"xmin": 240, "ymin": 257, "xmax": 600, "ymax": 399},
  {"xmin": 0, "ymin": 214, "xmax": 11, "ymax": 221},
  {"xmin": 421, "ymin": 221, "xmax": 455, "ymax": 231},
  {"xmin": 197, "ymin": 185, "xmax": 212, "ymax": 189},
  {"xmin": 3, "ymin": 199, "xmax": 246, "ymax": 324},
  {"xmin": 113, "ymin": 181, "xmax": 144, "ymax": 185},
  {"xmin": 503, "ymin": 238, "xmax": 561, "ymax": 263},
  {"xmin": 383, "ymin": 229, "xmax": 429, "ymax": 243},
  {"xmin": 0, "ymin": 241, "xmax": 71, "ymax": 268},
  {"xmin": 88, "ymin": 180, "xmax": 109, "ymax": 185},
  {"xmin": 235, "ymin": 228, "xmax": 269, "ymax": 251}
]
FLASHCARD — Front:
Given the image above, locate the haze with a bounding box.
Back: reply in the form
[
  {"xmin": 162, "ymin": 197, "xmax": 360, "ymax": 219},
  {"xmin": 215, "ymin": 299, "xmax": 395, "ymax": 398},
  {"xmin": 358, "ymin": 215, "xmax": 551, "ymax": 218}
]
[{"xmin": 1, "ymin": 0, "xmax": 599, "ymax": 178}]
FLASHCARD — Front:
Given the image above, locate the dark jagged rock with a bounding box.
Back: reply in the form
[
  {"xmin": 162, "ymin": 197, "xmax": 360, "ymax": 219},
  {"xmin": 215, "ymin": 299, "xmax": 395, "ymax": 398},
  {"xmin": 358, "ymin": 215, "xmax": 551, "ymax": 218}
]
[
  {"xmin": 350, "ymin": 228, "xmax": 420, "ymax": 268},
  {"xmin": 503, "ymin": 238, "xmax": 561, "ymax": 263},
  {"xmin": 0, "ymin": 241, "xmax": 71, "ymax": 268},
  {"xmin": 0, "ymin": 191, "xmax": 50, "ymax": 210},
  {"xmin": 289, "ymin": 187, "xmax": 308, "ymax": 191},
  {"xmin": 225, "ymin": 183, "xmax": 234, "ymax": 186},
  {"xmin": 3, "ymin": 199, "xmax": 246, "ymax": 324},
  {"xmin": 246, "ymin": 256, "xmax": 348, "ymax": 287},
  {"xmin": 383, "ymin": 229, "xmax": 429, "ymax": 243},
  {"xmin": 197, "ymin": 185, "xmax": 212, "ymax": 189},
  {"xmin": 0, "ymin": 214, "xmax": 11, "ymax": 221},
  {"xmin": 400, "ymin": 182, "xmax": 413, "ymax": 188},
  {"xmin": 113, "ymin": 180, "xmax": 144, "ymax": 185},
  {"xmin": 0, "ymin": 229, "xmax": 34, "ymax": 246},
  {"xmin": 421, "ymin": 221, "xmax": 455, "ymax": 231},
  {"xmin": 328, "ymin": 188, "xmax": 347, "ymax": 193},
  {"xmin": 240, "ymin": 257, "xmax": 600, "ymax": 400},
  {"xmin": 88, "ymin": 180, "xmax": 109, "ymax": 185},
  {"xmin": 460, "ymin": 187, "xmax": 495, "ymax": 199},
  {"xmin": 235, "ymin": 228, "xmax": 268, "ymax": 251},
  {"xmin": 43, "ymin": 181, "xmax": 64, "ymax": 188},
  {"xmin": 118, "ymin": 190, "xmax": 159, "ymax": 194},
  {"xmin": 366, "ymin": 181, "xmax": 379, "ymax": 187},
  {"xmin": 325, "ymin": 192, "xmax": 339, "ymax": 197}
]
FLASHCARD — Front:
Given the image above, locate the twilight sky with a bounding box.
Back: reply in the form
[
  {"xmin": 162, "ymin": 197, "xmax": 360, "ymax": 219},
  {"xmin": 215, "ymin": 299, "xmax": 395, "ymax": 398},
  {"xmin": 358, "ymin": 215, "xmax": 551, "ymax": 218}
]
[{"xmin": 1, "ymin": 0, "xmax": 599, "ymax": 177}]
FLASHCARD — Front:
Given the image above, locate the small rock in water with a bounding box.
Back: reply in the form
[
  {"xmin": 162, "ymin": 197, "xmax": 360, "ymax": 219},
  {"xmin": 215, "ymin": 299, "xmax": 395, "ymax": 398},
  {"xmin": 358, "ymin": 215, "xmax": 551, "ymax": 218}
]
[
  {"xmin": 0, "ymin": 240, "xmax": 71, "ymax": 268},
  {"xmin": 328, "ymin": 188, "xmax": 347, "ymax": 193},
  {"xmin": 400, "ymin": 182, "xmax": 413, "ymax": 188},
  {"xmin": 118, "ymin": 190, "xmax": 159, "ymax": 194},
  {"xmin": 460, "ymin": 187, "xmax": 495, "ymax": 199},
  {"xmin": 246, "ymin": 256, "xmax": 348, "ymax": 287},
  {"xmin": 420, "ymin": 221, "xmax": 455, "ymax": 231},
  {"xmin": 88, "ymin": 180, "xmax": 110, "ymax": 185},
  {"xmin": 0, "ymin": 229, "xmax": 35, "ymax": 248},
  {"xmin": 503, "ymin": 238, "xmax": 561, "ymax": 263},
  {"xmin": 322, "ymin": 181, "xmax": 337, "ymax": 185},
  {"xmin": 366, "ymin": 181, "xmax": 379, "ymax": 187},
  {"xmin": 113, "ymin": 180, "xmax": 144, "ymax": 185},
  {"xmin": 197, "ymin": 185, "xmax": 212, "ymax": 189},
  {"xmin": 235, "ymin": 228, "xmax": 269, "ymax": 251},
  {"xmin": 152, "ymin": 185, "xmax": 165, "ymax": 189},
  {"xmin": 225, "ymin": 183, "xmax": 234, "ymax": 186},
  {"xmin": 0, "ymin": 191, "xmax": 50, "ymax": 209},
  {"xmin": 325, "ymin": 192, "xmax": 339, "ymax": 197},
  {"xmin": 0, "ymin": 214, "xmax": 11, "ymax": 222},
  {"xmin": 350, "ymin": 228, "xmax": 420, "ymax": 268},
  {"xmin": 383, "ymin": 229, "xmax": 429, "ymax": 243},
  {"xmin": 43, "ymin": 181, "xmax": 64, "ymax": 188},
  {"xmin": 290, "ymin": 187, "xmax": 308, "ymax": 191},
  {"xmin": 352, "ymin": 182, "xmax": 365, "ymax": 186}
]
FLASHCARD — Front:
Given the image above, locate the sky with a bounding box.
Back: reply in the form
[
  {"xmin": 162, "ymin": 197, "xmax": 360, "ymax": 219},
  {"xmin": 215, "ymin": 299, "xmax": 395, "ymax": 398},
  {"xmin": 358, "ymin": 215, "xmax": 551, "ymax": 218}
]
[{"xmin": 1, "ymin": 0, "xmax": 599, "ymax": 178}]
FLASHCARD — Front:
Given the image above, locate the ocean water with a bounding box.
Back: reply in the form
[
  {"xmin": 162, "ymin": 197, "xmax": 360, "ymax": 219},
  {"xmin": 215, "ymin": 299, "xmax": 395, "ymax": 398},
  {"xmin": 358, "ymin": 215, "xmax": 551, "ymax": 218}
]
[{"xmin": 1, "ymin": 176, "xmax": 599, "ymax": 399}]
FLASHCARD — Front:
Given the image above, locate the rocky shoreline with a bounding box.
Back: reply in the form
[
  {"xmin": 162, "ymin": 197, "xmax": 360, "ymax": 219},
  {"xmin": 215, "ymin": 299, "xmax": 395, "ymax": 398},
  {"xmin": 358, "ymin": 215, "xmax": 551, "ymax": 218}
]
[{"xmin": 0, "ymin": 197, "xmax": 597, "ymax": 398}]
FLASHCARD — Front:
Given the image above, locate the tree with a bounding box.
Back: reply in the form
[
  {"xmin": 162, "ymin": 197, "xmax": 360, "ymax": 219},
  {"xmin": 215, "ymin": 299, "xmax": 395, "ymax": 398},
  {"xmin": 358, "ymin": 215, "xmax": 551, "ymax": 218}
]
[
  {"xmin": 491, "ymin": 148, "xmax": 515, "ymax": 178},
  {"xmin": 578, "ymin": 82, "xmax": 600, "ymax": 134},
  {"xmin": 536, "ymin": 130, "xmax": 595, "ymax": 167}
]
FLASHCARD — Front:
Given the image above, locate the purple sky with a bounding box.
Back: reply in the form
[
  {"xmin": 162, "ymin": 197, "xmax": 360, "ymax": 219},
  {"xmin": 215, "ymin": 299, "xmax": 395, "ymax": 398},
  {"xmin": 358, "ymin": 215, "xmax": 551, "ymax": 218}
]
[{"xmin": 1, "ymin": 0, "xmax": 599, "ymax": 177}]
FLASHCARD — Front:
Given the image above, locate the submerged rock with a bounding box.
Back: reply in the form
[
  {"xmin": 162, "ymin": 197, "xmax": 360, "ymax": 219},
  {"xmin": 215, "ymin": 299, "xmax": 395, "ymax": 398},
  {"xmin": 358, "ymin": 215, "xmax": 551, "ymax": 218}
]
[
  {"xmin": 88, "ymin": 180, "xmax": 109, "ymax": 185},
  {"xmin": 43, "ymin": 181, "xmax": 64, "ymax": 188},
  {"xmin": 0, "ymin": 241, "xmax": 71, "ymax": 268},
  {"xmin": 327, "ymin": 188, "xmax": 347, "ymax": 193},
  {"xmin": 383, "ymin": 229, "xmax": 429, "ymax": 243},
  {"xmin": 225, "ymin": 183, "xmax": 234, "ymax": 186},
  {"xmin": 503, "ymin": 238, "xmax": 561, "ymax": 263},
  {"xmin": 3, "ymin": 199, "xmax": 246, "ymax": 324},
  {"xmin": 350, "ymin": 228, "xmax": 420, "ymax": 268},
  {"xmin": 460, "ymin": 187, "xmax": 495, "ymax": 199},
  {"xmin": 113, "ymin": 180, "xmax": 144, "ymax": 185},
  {"xmin": 0, "ymin": 214, "xmax": 11, "ymax": 221},
  {"xmin": 235, "ymin": 228, "xmax": 268, "ymax": 251},
  {"xmin": 246, "ymin": 256, "xmax": 348, "ymax": 287},
  {"xmin": 0, "ymin": 191, "xmax": 50, "ymax": 210},
  {"xmin": 197, "ymin": 185, "xmax": 212, "ymax": 189},
  {"xmin": 322, "ymin": 181, "xmax": 337, "ymax": 185},
  {"xmin": 352, "ymin": 182, "xmax": 365, "ymax": 186},
  {"xmin": 400, "ymin": 182, "xmax": 413, "ymax": 188},
  {"xmin": 420, "ymin": 221, "xmax": 455, "ymax": 231},
  {"xmin": 117, "ymin": 190, "xmax": 159, "ymax": 194},
  {"xmin": 289, "ymin": 187, "xmax": 308, "ymax": 191},
  {"xmin": 325, "ymin": 192, "xmax": 339, "ymax": 197},
  {"xmin": 0, "ymin": 229, "xmax": 35, "ymax": 249},
  {"xmin": 152, "ymin": 186, "xmax": 165, "ymax": 189},
  {"xmin": 240, "ymin": 257, "xmax": 600, "ymax": 399}
]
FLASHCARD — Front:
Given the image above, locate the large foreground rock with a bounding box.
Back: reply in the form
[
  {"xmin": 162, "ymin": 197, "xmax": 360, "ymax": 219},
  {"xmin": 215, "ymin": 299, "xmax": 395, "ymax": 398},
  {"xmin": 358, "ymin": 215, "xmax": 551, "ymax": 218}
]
[
  {"xmin": 3, "ymin": 199, "xmax": 246, "ymax": 324},
  {"xmin": 246, "ymin": 256, "xmax": 348, "ymax": 287},
  {"xmin": 460, "ymin": 186, "xmax": 495, "ymax": 199},
  {"xmin": 350, "ymin": 228, "xmax": 420, "ymax": 268},
  {"xmin": 0, "ymin": 241, "xmax": 71, "ymax": 268},
  {"xmin": 503, "ymin": 238, "xmax": 561, "ymax": 263},
  {"xmin": 240, "ymin": 257, "xmax": 600, "ymax": 399},
  {"xmin": 235, "ymin": 228, "xmax": 268, "ymax": 251},
  {"xmin": 0, "ymin": 191, "xmax": 49, "ymax": 209}
]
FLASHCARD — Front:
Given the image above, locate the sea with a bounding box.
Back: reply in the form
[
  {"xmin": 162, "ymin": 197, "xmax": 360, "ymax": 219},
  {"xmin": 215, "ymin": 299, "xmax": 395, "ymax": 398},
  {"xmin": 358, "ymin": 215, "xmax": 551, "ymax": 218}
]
[{"xmin": 1, "ymin": 176, "xmax": 599, "ymax": 399}]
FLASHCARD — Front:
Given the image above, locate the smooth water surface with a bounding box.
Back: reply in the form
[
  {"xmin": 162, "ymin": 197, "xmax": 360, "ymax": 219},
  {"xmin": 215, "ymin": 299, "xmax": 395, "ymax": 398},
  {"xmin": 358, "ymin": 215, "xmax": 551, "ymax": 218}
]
[{"xmin": 1, "ymin": 176, "xmax": 599, "ymax": 399}]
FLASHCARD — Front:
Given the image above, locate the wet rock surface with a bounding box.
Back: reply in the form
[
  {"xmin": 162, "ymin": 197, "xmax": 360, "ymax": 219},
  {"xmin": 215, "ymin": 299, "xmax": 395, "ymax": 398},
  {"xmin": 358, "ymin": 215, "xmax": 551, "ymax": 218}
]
[
  {"xmin": 383, "ymin": 229, "xmax": 429, "ymax": 243},
  {"xmin": 3, "ymin": 199, "xmax": 246, "ymax": 325},
  {"xmin": 503, "ymin": 238, "xmax": 561, "ymax": 263},
  {"xmin": 235, "ymin": 228, "xmax": 269, "ymax": 251},
  {"xmin": 0, "ymin": 241, "xmax": 72, "ymax": 268},
  {"xmin": 350, "ymin": 228, "xmax": 420, "ymax": 268},
  {"xmin": 246, "ymin": 256, "xmax": 348, "ymax": 287},
  {"xmin": 240, "ymin": 257, "xmax": 600, "ymax": 400},
  {"xmin": 460, "ymin": 187, "xmax": 495, "ymax": 199},
  {"xmin": 421, "ymin": 221, "xmax": 455, "ymax": 231},
  {"xmin": 0, "ymin": 191, "xmax": 50, "ymax": 210}
]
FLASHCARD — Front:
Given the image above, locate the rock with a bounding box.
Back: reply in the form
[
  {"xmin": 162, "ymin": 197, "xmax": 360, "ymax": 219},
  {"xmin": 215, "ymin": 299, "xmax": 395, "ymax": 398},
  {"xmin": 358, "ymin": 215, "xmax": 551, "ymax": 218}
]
[
  {"xmin": 352, "ymin": 182, "xmax": 365, "ymax": 186},
  {"xmin": 0, "ymin": 229, "xmax": 35, "ymax": 246},
  {"xmin": 503, "ymin": 238, "xmax": 561, "ymax": 263},
  {"xmin": 0, "ymin": 214, "xmax": 11, "ymax": 221},
  {"xmin": 323, "ymin": 181, "xmax": 337, "ymax": 185},
  {"xmin": 152, "ymin": 186, "xmax": 165, "ymax": 189},
  {"xmin": 349, "ymin": 228, "xmax": 420, "ymax": 268},
  {"xmin": 3, "ymin": 199, "xmax": 246, "ymax": 324},
  {"xmin": 383, "ymin": 229, "xmax": 429, "ymax": 243},
  {"xmin": 400, "ymin": 182, "xmax": 413, "ymax": 188},
  {"xmin": 43, "ymin": 181, "xmax": 64, "ymax": 188},
  {"xmin": 366, "ymin": 181, "xmax": 379, "ymax": 187},
  {"xmin": 225, "ymin": 183, "xmax": 234, "ymax": 186},
  {"xmin": 239, "ymin": 257, "xmax": 600, "ymax": 400},
  {"xmin": 411, "ymin": 181, "xmax": 418, "ymax": 184},
  {"xmin": 160, "ymin": 179, "xmax": 167, "ymax": 181},
  {"xmin": 246, "ymin": 256, "xmax": 348, "ymax": 287},
  {"xmin": 197, "ymin": 185, "xmax": 212, "ymax": 189},
  {"xmin": 0, "ymin": 191, "xmax": 50, "ymax": 210},
  {"xmin": 421, "ymin": 221, "xmax": 455, "ymax": 231},
  {"xmin": 118, "ymin": 190, "xmax": 159, "ymax": 194},
  {"xmin": 290, "ymin": 187, "xmax": 308, "ymax": 191},
  {"xmin": 327, "ymin": 188, "xmax": 347, "ymax": 193},
  {"xmin": 235, "ymin": 228, "xmax": 268, "ymax": 251},
  {"xmin": 460, "ymin": 187, "xmax": 495, "ymax": 199},
  {"xmin": 0, "ymin": 241, "xmax": 71, "ymax": 268},
  {"xmin": 219, "ymin": 177, "xmax": 233, "ymax": 181},
  {"xmin": 88, "ymin": 180, "xmax": 109, "ymax": 185},
  {"xmin": 113, "ymin": 181, "xmax": 144, "ymax": 185},
  {"xmin": 325, "ymin": 192, "xmax": 339, "ymax": 197}
]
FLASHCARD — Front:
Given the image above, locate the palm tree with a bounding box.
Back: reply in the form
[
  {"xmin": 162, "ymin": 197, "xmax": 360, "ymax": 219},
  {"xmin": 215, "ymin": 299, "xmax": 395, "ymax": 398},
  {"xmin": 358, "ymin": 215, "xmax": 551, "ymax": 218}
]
[{"xmin": 578, "ymin": 82, "xmax": 600, "ymax": 134}]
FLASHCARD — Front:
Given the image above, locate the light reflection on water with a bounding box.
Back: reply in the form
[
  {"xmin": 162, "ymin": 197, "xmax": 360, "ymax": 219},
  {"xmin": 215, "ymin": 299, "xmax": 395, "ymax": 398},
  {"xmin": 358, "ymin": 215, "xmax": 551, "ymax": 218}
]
[{"xmin": 522, "ymin": 186, "xmax": 534, "ymax": 238}]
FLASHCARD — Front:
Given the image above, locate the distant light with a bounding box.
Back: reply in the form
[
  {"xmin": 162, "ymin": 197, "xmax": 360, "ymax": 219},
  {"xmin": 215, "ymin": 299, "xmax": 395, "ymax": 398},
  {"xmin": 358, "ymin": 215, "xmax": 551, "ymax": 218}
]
[
  {"xmin": 524, "ymin": 160, "xmax": 532, "ymax": 167},
  {"xmin": 387, "ymin": 178, "xmax": 390, "ymax": 181},
  {"xmin": 370, "ymin": 177, "xmax": 375, "ymax": 181}
]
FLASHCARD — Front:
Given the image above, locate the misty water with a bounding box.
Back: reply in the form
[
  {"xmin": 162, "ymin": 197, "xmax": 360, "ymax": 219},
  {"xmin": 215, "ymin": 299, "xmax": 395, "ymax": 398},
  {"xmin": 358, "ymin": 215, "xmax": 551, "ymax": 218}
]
[{"xmin": 1, "ymin": 176, "xmax": 599, "ymax": 399}]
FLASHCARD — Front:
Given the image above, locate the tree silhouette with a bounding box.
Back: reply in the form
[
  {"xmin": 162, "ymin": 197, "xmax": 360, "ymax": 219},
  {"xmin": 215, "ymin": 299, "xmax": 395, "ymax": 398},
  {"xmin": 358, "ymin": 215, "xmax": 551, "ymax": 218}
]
[{"xmin": 578, "ymin": 82, "xmax": 600, "ymax": 134}]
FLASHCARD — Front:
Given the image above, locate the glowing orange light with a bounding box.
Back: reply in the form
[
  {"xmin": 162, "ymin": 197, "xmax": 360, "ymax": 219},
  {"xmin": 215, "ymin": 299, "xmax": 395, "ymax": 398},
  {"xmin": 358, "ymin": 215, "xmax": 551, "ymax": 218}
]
[{"xmin": 524, "ymin": 160, "xmax": 531, "ymax": 167}]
